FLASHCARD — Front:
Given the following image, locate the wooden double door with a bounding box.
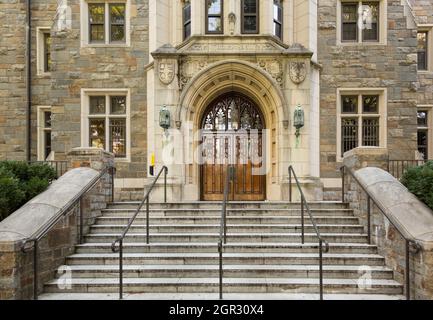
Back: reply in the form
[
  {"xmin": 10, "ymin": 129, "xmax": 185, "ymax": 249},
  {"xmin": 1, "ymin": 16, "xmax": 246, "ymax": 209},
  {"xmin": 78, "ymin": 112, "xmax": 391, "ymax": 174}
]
[{"xmin": 200, "ymin": 93, "xmax": 266, "ymax": 201}]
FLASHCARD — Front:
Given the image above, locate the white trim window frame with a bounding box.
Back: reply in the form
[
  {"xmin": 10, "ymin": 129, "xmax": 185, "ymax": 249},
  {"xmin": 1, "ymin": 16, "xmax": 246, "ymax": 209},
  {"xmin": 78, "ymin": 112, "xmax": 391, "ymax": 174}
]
[
  {"xmin": 36, "ymin": 28, "xmax": 52, "ymax": 76},
  {"xmin": 337, "ymin": 88, "xmax": 387, "ymax": 161},
  {"xmin": 80, "ymin": 0, "xmax": 131, "ymax": 47},
  {"xmin": 337, "ymin": 0, "xmax": 387, "ymax": 45},
  {"xmin": 37, "ymin": 106, "xmax": 53, "ymax": 161},
  {"xmin": 417, "ymin": 106, "xmax": 433, "ymax": 160},
  {"xmin": 417, "ymin": 26, "xmax": 433, "ymax": 73},
  {"xmin": 81, "ymin": 89, "xmax": 131, "ymax": 162}
]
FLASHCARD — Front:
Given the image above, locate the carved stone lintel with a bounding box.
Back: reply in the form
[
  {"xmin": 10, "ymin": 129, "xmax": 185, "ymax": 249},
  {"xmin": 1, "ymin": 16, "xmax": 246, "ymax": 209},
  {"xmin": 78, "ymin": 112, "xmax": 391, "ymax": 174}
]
[{"xmin": 289, "ymin": 61, "xmax": 307, "ymax": 85}]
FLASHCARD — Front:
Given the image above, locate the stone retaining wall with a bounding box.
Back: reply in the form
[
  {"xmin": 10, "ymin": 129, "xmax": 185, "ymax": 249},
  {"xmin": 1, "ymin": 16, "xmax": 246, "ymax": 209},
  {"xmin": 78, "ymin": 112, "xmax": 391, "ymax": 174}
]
[
  {"xmin": 0, "ymin": 148, "xmax": 114, "ymax": 300},
  {"xmin": 343, "ymin": 147, "xmax": 433, "ymax": 299}
]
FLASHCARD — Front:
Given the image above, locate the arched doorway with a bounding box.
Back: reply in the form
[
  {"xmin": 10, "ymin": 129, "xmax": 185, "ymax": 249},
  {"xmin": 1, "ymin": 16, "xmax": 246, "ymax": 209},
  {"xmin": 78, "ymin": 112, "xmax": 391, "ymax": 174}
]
[{"xmin": 200, "ymin": 92, "xmax": 266, "ymax": 201}]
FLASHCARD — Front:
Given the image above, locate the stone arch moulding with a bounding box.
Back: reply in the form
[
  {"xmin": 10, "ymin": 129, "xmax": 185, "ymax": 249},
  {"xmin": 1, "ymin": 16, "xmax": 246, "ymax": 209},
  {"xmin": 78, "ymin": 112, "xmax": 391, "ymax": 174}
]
[{"xmin": 176, "ymin": 60, "xmax": 289, "ymax": 130}]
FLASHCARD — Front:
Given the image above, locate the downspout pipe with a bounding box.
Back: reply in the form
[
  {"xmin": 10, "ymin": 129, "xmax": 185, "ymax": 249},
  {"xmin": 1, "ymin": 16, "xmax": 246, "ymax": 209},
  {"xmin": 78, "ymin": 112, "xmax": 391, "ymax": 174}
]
[{"xmin": 26, "ymin": 0, "xmax": 32, "ymax": 162}]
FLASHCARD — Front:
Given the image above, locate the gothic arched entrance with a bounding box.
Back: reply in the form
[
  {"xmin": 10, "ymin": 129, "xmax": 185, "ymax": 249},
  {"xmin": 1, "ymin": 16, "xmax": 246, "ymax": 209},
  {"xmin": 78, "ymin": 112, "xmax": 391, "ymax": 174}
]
[{"xmin": 200, "ymin": 92, "xmax": 266, "ymax": 201}]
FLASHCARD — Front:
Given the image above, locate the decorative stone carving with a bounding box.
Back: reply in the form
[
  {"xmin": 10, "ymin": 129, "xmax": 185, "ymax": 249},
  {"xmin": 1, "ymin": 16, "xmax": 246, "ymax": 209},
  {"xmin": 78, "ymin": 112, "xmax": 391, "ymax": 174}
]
[
  {"xmin": 228, "ymin": 12, "xmax": 236, "ymax": 35},
  {"xmin": 158, "ymin": 60, "xmax": 176, "ymax": 85},
  {"xmin": 185, "ymin": 42, "xmax": 278, "ymax": 54},
  {"xmin": 179, "ymin": 59, "xmax": 208, "ymax": 89},
  {"xmin": 289, "ymin": 62, "xmax": 307, "ymax": 84},
  {"xmin": 258, "ymin": 59, "xmax": 284, "ymax": 88}
]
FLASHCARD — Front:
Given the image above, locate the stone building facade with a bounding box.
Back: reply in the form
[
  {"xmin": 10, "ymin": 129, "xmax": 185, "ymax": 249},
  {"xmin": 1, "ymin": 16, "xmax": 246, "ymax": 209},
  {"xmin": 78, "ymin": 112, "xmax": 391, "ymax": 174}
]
[{"xmin": 0, "ymin": 0, "xmax": 431, "ymax": 201}]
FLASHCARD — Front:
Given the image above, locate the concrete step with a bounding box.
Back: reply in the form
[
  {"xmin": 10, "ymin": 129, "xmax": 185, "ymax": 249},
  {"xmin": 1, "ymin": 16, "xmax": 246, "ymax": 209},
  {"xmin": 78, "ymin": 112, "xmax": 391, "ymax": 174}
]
[
  {"xmin": 65, "ymin": 253, "xmax": 386, "ymax": 266},
  {"xmin": 38, "ymin": 292, "xmax": 406, "ymax": 300},
  {"xmin": 101, "ymin": 208, "xmax": 355, "ymax": 217},
  {"xmin": 95, "ymin": 216, "xmax": 360, "ymax": 225},
  {"xmin": 89, "ymin": 224, "xmax": 365, "ymax": 234},
  {"xmin": 57, "ymin": 264, "xmax": 394, "ymax": 280},
  {"xmin": 44, "ymin": 277, "xmax": 402, "ymax": 295},
  {"xmin": 108, "ymin": 202, "xmax": 350, "ymax": 210},
  {"xmin": 84, "ymin": 233, "xmax": 369, "ymax": 244},
  {"xmin": 75, "ymin": 242, "xmax": 378, "ymax": 254}
]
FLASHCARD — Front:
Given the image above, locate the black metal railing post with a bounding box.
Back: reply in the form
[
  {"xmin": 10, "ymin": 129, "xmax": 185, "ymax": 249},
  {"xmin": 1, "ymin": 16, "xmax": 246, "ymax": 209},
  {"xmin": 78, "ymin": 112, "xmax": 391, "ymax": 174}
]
[
  {"xmin": 119, "ymin": 239, "xmax": 123, "ymax": 300},
  {"xmin": 288, "ymin": 166, "xmax": 329, "ymax": 301},
  {"xmin": 218, "ymin": 241, "xmax": 223, "ymax": 300},
  {"xmin": 79, "ymin": 197, "xmax": 84, "ymax": 244},
  {"xmin": 218, "ymin": 165, "xmax": 232, "ymax": 300},
  {"xmin": 301, "ymin": 197, "xmax": 305, "ymax": 244},
  {"xmin": 111, "ymin": 167, "xmax": 115, "ymax": 203},
  {"xmin": 146, "ymin": 197, "xmax": 150, "ymax": 245},
  {"xmin": 341, "ymin": 166, "xmax": 345, "ymax": 203},
  {"xmin": 367, "ymin": 196, "xmax": 371, "ymax": 244},
  {"xmin": 111, "ymin": 166, "xmax": 168, "ymax": 299},
  {"xmin": 164, "ymin": 167, "xmax": 168, "ymax": 203},
  {"xmin": 33, "ymin": 240, "xmax": 38, "ymax": 300},
  {"xmin": 319, "ymin": 239, "xmax": 323, "ymax": 300},
  {"xmin": 406, "ymin": 239, "xmax": 410, "ymax": 300},
  {"xmin": 289, "ymin": 168, "xmax": 292, "ymax": 203}
]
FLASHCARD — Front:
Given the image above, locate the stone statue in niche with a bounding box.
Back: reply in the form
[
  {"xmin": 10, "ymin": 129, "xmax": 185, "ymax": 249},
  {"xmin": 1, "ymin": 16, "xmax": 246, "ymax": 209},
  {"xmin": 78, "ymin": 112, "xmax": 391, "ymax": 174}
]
[
  {"xmin": 159, "ymin": 60, "xmax": 176, "ymax": 85},
  {"xmin": 55, "ymin": 0, "xmax": 72, "ymax": 32},
  {"xmin": 228, "ymin": 12, "xmax": 236, "ymax": 36},
  {"xmin": 289, "ymin": 62, "xmax": 307, "ymax": 85}
]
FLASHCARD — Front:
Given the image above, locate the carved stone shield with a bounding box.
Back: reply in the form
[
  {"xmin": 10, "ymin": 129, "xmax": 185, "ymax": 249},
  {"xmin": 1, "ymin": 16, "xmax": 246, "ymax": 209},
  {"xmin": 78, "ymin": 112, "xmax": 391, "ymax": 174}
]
[
  {"xmin": 159, "ymin": 60, "xmax": 175, "ymax": 85},
  {"xmin": 289, "ymin": 62, "xmax": 307, "ymax": 84}
]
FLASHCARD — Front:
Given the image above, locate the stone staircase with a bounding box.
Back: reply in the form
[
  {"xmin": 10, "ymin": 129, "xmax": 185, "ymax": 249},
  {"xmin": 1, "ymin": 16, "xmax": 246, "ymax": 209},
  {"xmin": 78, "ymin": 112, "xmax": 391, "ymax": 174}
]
[{"xmin": 41, "ymin": 201, "xmax": 405, "ymax": 299}]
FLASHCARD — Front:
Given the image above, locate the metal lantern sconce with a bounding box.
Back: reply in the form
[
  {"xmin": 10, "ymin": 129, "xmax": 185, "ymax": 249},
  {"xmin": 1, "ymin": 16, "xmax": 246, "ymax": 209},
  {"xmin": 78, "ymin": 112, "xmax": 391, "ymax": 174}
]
[
  {"xmin": 294, "ymin": 104, "xmax": 305, "ymax": 148},
  {"xmin": 159, "ymin": 105, "xmax": 171, "ymax": 131}
]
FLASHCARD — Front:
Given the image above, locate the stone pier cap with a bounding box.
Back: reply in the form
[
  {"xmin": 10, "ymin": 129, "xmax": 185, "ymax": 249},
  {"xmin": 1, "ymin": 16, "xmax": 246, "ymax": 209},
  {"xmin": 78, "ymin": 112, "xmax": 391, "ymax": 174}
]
[
  {"xmin": 0, "ymin": 168, "xmax": 99, "ymax": 248},
  {"xmin": 354, "ymin": 167, "xmax": 433, "ymax": 250}
]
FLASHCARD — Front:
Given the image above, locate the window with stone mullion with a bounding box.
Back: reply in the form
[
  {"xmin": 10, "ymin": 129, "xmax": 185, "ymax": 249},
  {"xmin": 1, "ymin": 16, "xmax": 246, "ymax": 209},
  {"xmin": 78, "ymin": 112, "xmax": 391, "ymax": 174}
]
[
  {"xmin": 241, "ymin": 0, "xmax": 259, "ymax": 34},
  {"xmin": 88, "ymin": 95, "xmax": 127, "ymax": 158},
  {"xmin": 206, "ymin": 0, "xmax": 223, "ymax": 34}
]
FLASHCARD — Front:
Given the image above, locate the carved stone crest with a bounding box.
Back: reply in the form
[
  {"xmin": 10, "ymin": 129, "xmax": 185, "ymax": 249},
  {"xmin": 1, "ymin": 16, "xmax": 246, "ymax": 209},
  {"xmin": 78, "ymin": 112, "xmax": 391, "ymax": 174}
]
[
  {"xmin": 258, "ymin": 60, "xmax": 283, "ymax": 88},
  {"xmin": 159, "ymin": 60, "xmax": 176, "ymax": 85},
  {"xmin": 179, "ymin": 59, "xmax": 208, "ymax": 90},
  {"xmin": 289, "ymin": 62, "xmax": 307, "ymax": 84}
]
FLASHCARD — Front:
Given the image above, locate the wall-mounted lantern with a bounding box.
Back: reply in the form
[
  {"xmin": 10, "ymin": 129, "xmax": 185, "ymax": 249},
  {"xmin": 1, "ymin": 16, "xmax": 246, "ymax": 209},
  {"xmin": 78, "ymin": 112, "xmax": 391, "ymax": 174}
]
[
  {"xmin": 159, "ymin": 105, "xmax": 171, "ymax": 131},
  {"xmin": 294, "ymin": 104, "xmax": 305, "ymax": 148}
]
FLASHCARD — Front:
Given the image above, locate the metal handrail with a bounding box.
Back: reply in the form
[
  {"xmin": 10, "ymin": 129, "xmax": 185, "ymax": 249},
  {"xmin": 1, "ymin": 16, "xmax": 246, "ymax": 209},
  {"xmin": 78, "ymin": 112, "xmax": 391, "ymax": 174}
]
[
  {"xmin": 288, "ymin": 166, "xmax": 329, "ymax": 300},
  {"xmin": 21, "ymin": 165, "xmax": 116, "ymax": 300},
  {"xmin": 340, "ymin": 165, "xmax": 421, "ymax": 300},
  {"xmin": 218, "ymin": 166, "xmax": 232, "ymax": 300},
  {"xmin": 111, "ymin": 166, "xmax": 168, "ymax": 300}
]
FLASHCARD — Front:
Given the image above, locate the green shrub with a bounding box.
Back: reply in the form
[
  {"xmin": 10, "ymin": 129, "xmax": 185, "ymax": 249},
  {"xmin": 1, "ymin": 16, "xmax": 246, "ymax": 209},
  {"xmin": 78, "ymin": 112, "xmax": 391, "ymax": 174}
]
[
  {"xmin": 401, "ymin": 161, "xmax": 433, "ymax": 210},
  {"xmin": 0, "ymin": 168, "xmax": 26, "ymax": 220},
  {"xmin": 0, "ymin": 162, "xmax": 57, "ymax": 221}
]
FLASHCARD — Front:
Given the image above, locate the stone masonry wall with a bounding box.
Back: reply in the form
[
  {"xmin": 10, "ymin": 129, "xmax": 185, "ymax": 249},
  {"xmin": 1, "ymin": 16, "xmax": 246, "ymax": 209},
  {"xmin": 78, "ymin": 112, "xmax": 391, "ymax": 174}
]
[
  {"xmin": 50, "ymin": 0, "xmax": 149, "ymax": 180},
  {"xmin": 318, "ymin": 0, "xmax": 419, "ymax": 179},
  {"xmin": 410, "ymin": 1, "xmax": 433, "ymax": 109},
  {"xmin": 0, "ymin": 0, "xmax": 150, "ymax": 180},
  {"xmin": 0, "ymin": 0, "xmax": 27, "ymax": 160}
]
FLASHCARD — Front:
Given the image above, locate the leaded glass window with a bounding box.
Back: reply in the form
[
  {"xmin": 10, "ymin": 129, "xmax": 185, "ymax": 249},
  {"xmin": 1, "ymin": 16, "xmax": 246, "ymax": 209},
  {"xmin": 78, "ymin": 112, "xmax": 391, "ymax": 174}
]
[{"xmin": 241, "ymin": 0, "xmax": 259, "ymax": 34}]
